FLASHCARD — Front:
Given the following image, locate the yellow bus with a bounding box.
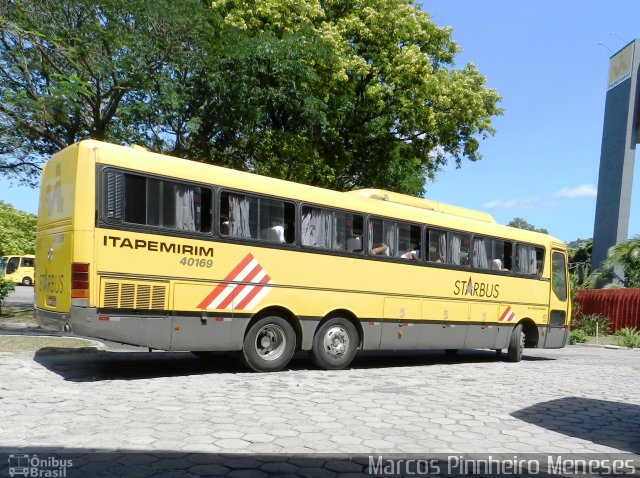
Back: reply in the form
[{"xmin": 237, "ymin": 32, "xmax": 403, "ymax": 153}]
[
  {"xmin": 35, "ymin": 140, "xmax": 570, "ymax": 372},
  {"xmin": 1, "ymin": 255, "xmax": 35, "ymax": 286}
]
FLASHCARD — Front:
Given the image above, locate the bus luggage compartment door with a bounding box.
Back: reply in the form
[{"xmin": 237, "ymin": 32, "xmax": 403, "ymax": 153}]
[
  {"xmin": 380, "ymin": 298, "xmax": 421, "ymax": 349},
  {"xmin": 466, "ymin": 303, "xmax": 499, "ymax": 349}
]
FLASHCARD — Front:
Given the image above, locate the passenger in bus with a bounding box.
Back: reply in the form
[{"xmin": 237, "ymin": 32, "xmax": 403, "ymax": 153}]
[
  {"xmin": 371, "ymin": 243, "xmax": 389, "ymax": 255},
  {"xmin": 401, "ymin": 245, "xmax": 420, "ymax": 260},
  {"xmin": 268, "ymin": 225, "xmax": 286, "ymax": 243},
  {"xmin": 491, "ymin": 258, "xmax": 509, "ymax": 271},
  {"xmin": 220, "ymin": 215, "xmax": 230, "ymax": 235}
]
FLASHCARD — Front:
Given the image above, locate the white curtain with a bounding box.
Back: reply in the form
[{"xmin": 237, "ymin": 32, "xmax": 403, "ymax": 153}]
[
  {"xmin": 229, "ymin": 195, "xmax": 252, "ymax": 238},
  {"xmin": 517, "ymin": 245, "xmax": 538, "ymax": 274},
  {"xmin": 438, "ymin": 233, "xmax": 447, "ymax": 262},
  {"xmin": 516, "ymin": 245, "xmax": 537, "ymax": 274},
  {"xmin": 302, "ymin": 208, "xmax": 332, "ymax": 248},
  {"xmin": 384, "ymin": 221, "xmax": 395, "ymax": 256},
  {"xmin": 175, "ymin": 185, "xmax": 196, "ymax": 231},
  {"xmin": 450, "ymin": 234, "xmax": 461, "ymax": 265},
  {"xmin": 473, "ymin": 238, "xmax": 489, "ymax": 269}
]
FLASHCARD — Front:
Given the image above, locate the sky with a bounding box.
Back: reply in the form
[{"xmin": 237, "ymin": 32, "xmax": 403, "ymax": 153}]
[
  {"xmin": 1, "ymin": 1, "xmax": 639, "ymax": 243},
  {"xmin": 423, "ymin": 0, "xmax": 640, "ymax": 243}
]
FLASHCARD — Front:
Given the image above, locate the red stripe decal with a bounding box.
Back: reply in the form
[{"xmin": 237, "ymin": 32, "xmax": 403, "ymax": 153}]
[
  {"xmin": 235, "ymin": 274, "xmax": 271, "ymax": 310},
  {"xmin": 196, "ymin": 253, "xmax": 255, "ymax": 309},
  {"xmin": 217, "ymin": 264, "xmax": 263, "ymax": 310},
  {"xmin": 499, "ymin": 307, "xmax": 512, "ymax": 322}
]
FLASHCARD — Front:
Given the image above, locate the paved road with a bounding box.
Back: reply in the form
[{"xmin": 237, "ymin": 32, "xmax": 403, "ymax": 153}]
[
  {"xmin": 3, "ymin": 285, "xmax": 34, "ymax": 308},
  {"xmin": 0, "ymin": 344, "xmax": 638, "ymax": 476}
]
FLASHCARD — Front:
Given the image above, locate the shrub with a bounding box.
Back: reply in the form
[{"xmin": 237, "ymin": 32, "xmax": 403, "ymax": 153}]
[
  {"xmin": 0, "ymin": 278, "xmax": 16, "ymax": 315},
  {"xmin": 572, "ymin": 313, "xmax": 611, "ymax": 336},
  {"xmin": 569, "ymin": 329, "xmax": 589, "ymax": 344},
  {"xmin": 615, "ymin": 327, "xmax": 640, "ymax": 348}
]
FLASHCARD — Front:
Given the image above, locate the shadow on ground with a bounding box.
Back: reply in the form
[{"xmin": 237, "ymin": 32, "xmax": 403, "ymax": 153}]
[
  {"xmin": 513, "ymin": 397, "xmax": 640, "ymax": 454},
  {"xmin": 32, "ymin": 347, "xmax": 552, "ymax": 382}
]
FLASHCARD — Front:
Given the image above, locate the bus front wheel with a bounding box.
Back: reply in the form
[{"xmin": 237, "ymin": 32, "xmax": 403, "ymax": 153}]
[
  {"xmin": 242, "ymin": 315, "xmax": 296, "ymax": 372},
  {"xmin": 507, "ymin": 323, "xmax": 524, "ymax": 362},
  {"xmin": 21, "ymin": 277, "xmax": 33, "ymax": 286},
  {"xmin": 311, "ymin": 317, "xmax": 358, "ymax": 370}
]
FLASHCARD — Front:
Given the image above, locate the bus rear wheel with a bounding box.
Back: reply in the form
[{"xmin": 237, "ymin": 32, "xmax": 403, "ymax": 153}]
[
  {"xmin": 507, "ymin": 323, "xmax": 524, "ymax": 362},
  {"xmin": 242, "ymin": 315, "xmax": 296, "ymax": 372},
  {"xmin": 311, "ymin": 317, "xmax": 358, "ymax": 370},
  {"xmin": 22, "ymin": 277, "xmax": 32, "ymax": 286}
]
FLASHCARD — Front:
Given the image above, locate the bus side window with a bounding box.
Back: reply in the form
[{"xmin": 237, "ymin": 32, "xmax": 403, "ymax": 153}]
[
  {"xmin": 535, "ymin": 247, "xmax": 544, "ymax": 274},
  {"xmin": 449, "ymin": 232, "xmax": 470, "ymax": 266},
  {"xmin": 104, "ymin": 170, "xmax": 212, "ymax": 233},
  {"xmin": 6, "ymin": 257, "xmax": 19, "ymax": 275},
  {"xmin": 302, "ymin": 207, "xmax": 362, "ymax": 252},
  {"xmin": 398, "ymin": 223, "xmax": 421, "ymax": 260},
  {"xmin": 368, "ymin": 218, "xmax": 394, "ymax": 256},
  {"xmin": 427, "ymin": 229, "xmax": 446, "ymax": 263}
]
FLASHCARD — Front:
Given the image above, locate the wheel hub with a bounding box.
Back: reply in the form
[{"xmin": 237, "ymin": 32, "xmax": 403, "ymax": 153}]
[{"xmin": 324, "ymin": 325, "xmax": 349, "ymax": 359}]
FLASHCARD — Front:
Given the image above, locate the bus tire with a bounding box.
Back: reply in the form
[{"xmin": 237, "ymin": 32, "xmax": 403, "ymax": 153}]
[
  {"xmin": 507, "ymin": 324, "xmax": 524, "ymax": 362},
  {"xmin": 311, "ymin": 317, "xmax": 358, "ymax": 370},
  {"xmin": 242, "ymin": 315, "xmax": 296, "ymax": 372},
  {"xmin": 445, "ymin": 349, "xmax": 458, "ymax": 357},
  {"xmin": 22, "ymin": 277, "xmax": 32, "ymax": 286}
]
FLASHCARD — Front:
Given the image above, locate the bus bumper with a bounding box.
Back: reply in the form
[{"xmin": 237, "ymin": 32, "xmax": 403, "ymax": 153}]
[{"xmin": 35, "ymin": 307, "xmax": 70, "ymax": 332}]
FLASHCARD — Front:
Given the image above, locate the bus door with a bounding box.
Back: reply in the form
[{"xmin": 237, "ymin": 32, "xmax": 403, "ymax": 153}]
[{"xmin": 545, "ymin": 250, "xmax": 569, "ymax": 348}]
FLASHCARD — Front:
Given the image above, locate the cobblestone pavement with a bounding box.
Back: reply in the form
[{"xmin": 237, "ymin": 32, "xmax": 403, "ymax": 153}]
[{"xmin": 0, "ymin": 345, "xmax": 639, "ymax": 476}]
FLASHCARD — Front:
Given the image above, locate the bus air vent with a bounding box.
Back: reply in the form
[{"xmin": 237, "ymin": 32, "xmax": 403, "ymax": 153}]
[
  {"xmin": 151, "ymin": 286, "xmax": 166, "ymax": 310},
  {"xmin": 101, "ymin": 279, "xmax": 168, "ymax": 310}
]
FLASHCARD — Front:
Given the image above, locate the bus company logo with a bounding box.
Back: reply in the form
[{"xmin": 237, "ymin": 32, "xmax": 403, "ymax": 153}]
[
  {"xmin": 197, "ymin": 253, "xmax": 273, "ymax": 311},
  {"xmin": 8, "ymin": 454, "xmax": 73, "ymax": 477},
  {"xmin": 45, "ymin": 163, "xmax": 64, "ymax": 215},
  {"xmin": 453, "ymin": 276, "xmax": 499, "ymax": 299},
  {"xmin": 499, "ymin": 306, "xmax": 516, "ymax": 322}
]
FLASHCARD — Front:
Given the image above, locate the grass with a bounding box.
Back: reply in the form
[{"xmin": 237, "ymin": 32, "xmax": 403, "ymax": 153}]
[
  {"xmin": 0, "ymin": 306, "xmax": 101, "ymax": 353},
  {"xmin": 583, "ymin": 335, "xmax": 625, "ymax": 346},
  {"xmin": 0, "ymin": 306, "xmax": 36, "ymax": 323},
  {"xmin": 0, "ymin": 335, "xmax": 101, "ymax": 353}
]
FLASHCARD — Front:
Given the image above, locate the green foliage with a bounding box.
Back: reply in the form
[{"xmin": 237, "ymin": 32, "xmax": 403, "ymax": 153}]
[
  {"xmin": 615, "ymin": 327, "xmax": 640, "ymax": 348},
  {"xmin": 1, "ymin": 0, "xmax": 502, "ymax": 196},
  {"xmin": 0, "ymin": 201, "xmax": 36, "ymax": 256},
  {"xmin": 572, "ymin": 313, "xmax": 611, "ymax": 337},
  {"xmin": 0, "ymin": 0, "xmax": 216, "ymax": 184},
  {"xmin": 204, "ymin": 0, "xmax": 503, "ymax": 194},
  {"xmin": 586, "ymin": 237, "xmax": 640, "ymax": 289},
  {"xmin": 506, "ymin": 217, "xmax": 548, "ymax": 234},
  {"xmin": 568, "ymin": 329, "xmax": 588, "ymax": 344},
  {"xmin": 622, "ymin": 335, "xmax": 640, "ymax": 348},
  {"xmin": 0, "ymin": 278, "xmax": 16, "ymax": 314}
]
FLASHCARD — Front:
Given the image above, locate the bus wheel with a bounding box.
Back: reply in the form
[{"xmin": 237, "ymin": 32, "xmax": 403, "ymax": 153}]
[
  {"xmin": 507, "ymin": 324, "xmax": 524, "ymax": 362},
  {"xmin": 21, "ymin": 277, "xmax": 32, "ymax": 286},
  {"xmin": 311, "ymin": 317, "xmax": 358, "ymax": 370},
  {"xmin": 242, "ymin": 315, "xmax": 296, "ymax": 372},
  {"xmin": 445, "ymin": 349, "xmax": 458, "ymax": 357}
]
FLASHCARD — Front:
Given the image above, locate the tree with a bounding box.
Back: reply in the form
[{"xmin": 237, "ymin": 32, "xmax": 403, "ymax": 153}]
[
  {"xmin": 587, "ymin": 237, "xmax": 640, "ymax": 289},
  {"xmin": 0, "ymin": 0, "xmax": 216, "ymax": 184},
  {"xmin": 507, "ymin": 217, "xmax": 548, "ymax": 234},
  {"xmin": 196, "ymin": 0, "xmax": 502, "ymax": 194},
  {"xmin": 0, "ymin": 200, "xmax": 36, "ymax": 256},
  {"xmin": 1, "ymin": 0, "xmax": 502, "ymax": 195}
]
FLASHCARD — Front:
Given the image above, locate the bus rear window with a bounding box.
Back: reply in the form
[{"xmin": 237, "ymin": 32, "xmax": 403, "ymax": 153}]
[{"xmin": 103, "ymin": 171, "xmax": 212, "ymax": 233}]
